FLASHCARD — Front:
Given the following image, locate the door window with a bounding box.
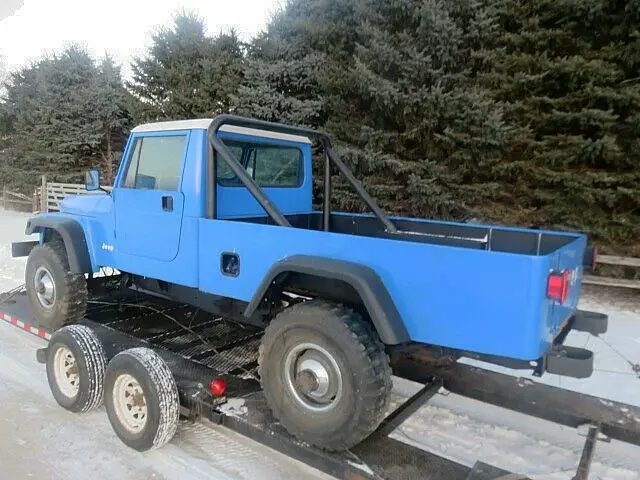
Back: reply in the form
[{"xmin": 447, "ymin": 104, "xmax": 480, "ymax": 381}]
[{"xmin": 123, "ymin": 135, "xmax": 187, "ymax": 191}]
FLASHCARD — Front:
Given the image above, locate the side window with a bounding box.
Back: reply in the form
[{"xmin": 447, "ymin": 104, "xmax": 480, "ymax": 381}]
[
  {"xmin": 123, "ymin": 139, "xmax": 143, "ymax": 188},
  {"xmin": 252, "ymin": 146, "xmax": 302, "ymax": 187},
  {"xmin": 216, "ymin": 140, "xmax": 303, "ymax": 188},
  {"xmin": 122, "ymin": 135, "xmax": 187, "ymax": 191},
  {"xmin": 216, "ymin": 141, "xmax": 244, "ymax": 181}
]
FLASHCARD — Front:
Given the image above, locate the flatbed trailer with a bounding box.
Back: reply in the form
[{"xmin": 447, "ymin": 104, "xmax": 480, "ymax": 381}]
[
  {"xmin": 391, "ymin": 351, "xmax": 640, "ymax": 449},
  {"xmin": 2, "ymin": 284, "xmax": 638, "ymax": 479}
]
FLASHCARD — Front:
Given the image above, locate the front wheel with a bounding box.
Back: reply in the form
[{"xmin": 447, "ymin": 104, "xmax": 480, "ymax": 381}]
[
  {"xmin": 258, "ymin": 300, "xmax": 392, "ymax": 451},
  {"xmin": 25, "ymin": 241, "xmax": 88, "ymax": 331}
]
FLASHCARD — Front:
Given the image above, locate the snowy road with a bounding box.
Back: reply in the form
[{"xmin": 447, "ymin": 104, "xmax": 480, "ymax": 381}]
[{"xmin": 1, "ymin": 209, "xmax": 639, "ymax": 479}]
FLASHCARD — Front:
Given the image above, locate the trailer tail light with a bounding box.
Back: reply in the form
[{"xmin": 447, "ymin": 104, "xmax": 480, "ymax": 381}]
[
  {"xmin": 547, "ymin": 270, "xmax": 570, "ymax": 304},
  {"xmin": 209, "ymin": 378, "xmax": 226, "ymax": 397}
]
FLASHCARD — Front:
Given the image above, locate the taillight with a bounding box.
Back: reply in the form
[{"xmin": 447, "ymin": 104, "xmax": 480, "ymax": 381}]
[
  {"xmin": 547, "ymin": 270, "xmax": 570, "ymax": 304},
  {"xmin": 209, "ymin": 378, "xmax": 226, "ymax": 397}
]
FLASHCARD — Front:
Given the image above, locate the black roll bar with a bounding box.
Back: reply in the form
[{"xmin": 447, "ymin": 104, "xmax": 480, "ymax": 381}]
[
  {"xmin": 322, "ymin": 149, "xmax": 331, "ymax": 232},
  {"xmin": 206, "ymin": 114, "xmax": 397, "ymax": 234},
  {"xmin": 323, "ymin": 144, "xmax": 397, "ymax": 233}
]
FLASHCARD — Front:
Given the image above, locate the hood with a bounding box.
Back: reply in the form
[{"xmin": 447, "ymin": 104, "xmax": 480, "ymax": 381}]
[{"xmin": 60, "ymin": 193, "xmax": 112, "ymax": 216}]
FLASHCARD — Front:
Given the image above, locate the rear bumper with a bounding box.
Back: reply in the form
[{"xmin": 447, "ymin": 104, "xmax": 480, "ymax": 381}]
[
  {"xmin": 542, "ymin": 310, "xmax": 608, "ymax": 379},
  {"xmin": 572, "ymin": 310, "xmax": 608, "ymax": 336}
]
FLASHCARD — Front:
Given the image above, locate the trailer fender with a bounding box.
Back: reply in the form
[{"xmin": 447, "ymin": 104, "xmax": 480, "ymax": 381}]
[
  {"xmin": 24, "ymin": 216, "xmax": 93, "ymax": 273},
  {"xmin": 245, "ymin": 255, "xmax": 410, "ymax": 345}
]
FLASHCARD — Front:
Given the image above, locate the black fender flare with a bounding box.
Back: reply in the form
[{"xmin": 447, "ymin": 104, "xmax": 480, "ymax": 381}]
[
  {"xmin": 25, "ymin": 217, "xmax": 92, "ymax": 273},
  {"xmin": 245, "ymin": 255, "xmax": 410, "ymax": 345}
]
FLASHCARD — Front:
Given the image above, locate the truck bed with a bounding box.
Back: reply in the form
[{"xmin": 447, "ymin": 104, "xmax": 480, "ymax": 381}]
[
  {"xmin": 204, "ymin": 211, "xmax": 586, "ymax": 362},
  {"xmin": 234, "ymin": 212, "xmax": 580, "ymax": 255}
]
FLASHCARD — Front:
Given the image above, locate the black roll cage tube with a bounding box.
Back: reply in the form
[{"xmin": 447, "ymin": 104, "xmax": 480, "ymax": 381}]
[{"xmin": 206, "ymin": 114, "xmax": 398, "ymax": 234}]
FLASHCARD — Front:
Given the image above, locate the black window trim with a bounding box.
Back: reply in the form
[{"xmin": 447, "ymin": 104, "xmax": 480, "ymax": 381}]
[{"xmin": 215, "ymin": 139, "xmax": 304, "ymax": 189}]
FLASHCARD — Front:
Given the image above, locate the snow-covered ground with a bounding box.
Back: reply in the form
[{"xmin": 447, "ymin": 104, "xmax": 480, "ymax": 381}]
[{"xmin": 1, "ymin": 209, "xmax": 639, "ymax": 479}]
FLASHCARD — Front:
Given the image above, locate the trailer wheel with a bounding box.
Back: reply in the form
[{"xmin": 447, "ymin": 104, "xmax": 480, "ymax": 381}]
[
  {"xmin": 258, "ymin": 300, "xmax": 392, "ymax": 451},
  {"xmin": 104, "ymin": 348, "xmax": 179, "ymax": 452},
  {"xmin": 46, "ymin": 325, "xmax": 107, "ymax": 413},
  {"xmin": 25, "ymin": 240, "xmax": 88, "ymax": 331}
]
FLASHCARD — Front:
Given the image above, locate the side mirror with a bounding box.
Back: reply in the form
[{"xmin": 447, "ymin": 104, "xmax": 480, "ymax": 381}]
[{"xmin": 85, "ymin": 169, "xmax": 101, "ymax": 192}]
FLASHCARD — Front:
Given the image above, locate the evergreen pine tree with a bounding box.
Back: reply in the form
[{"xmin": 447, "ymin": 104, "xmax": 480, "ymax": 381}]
[
  {"xmin": 129, "ymin": 11, "xmax": 245, "ymax": 121},
  {"xmin": 0, "ymin": 45, "xmax": 131, "ymax": 191},
  {"xmin": 478, "ymin": 0, "xmax": 640, "ymax": 252},
  {"xmin": 241, "ymin": 0, "xmax": 512, "ymax": 218}
]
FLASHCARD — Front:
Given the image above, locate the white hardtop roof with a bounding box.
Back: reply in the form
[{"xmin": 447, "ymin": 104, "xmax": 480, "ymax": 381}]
[{"xmin": 131, "ymin": 118, "xmax": 313, "ymax": 145}]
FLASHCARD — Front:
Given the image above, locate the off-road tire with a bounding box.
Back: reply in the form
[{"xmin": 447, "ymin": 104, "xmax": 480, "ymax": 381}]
[
  {"xmin": 46, "ymin": 325, "xmax": 107, "ymax": 413},
  {"xmin": 25, "ymin": 240, "xmax": 88, "ymax": 331},
  {"xmin": 258, "ymin": 300, "xmax": 392, "ymax": 451},
  {"xmin": 104, "ymin": 348, "xmax": 179, "ymax": 452}
]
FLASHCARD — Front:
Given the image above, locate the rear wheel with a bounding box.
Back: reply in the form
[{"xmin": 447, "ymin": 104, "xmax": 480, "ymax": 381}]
[
  {"xmin": 104, "ymin": 348, "xmax": 179, "ymax": 452},
  {"xmin": 46, "ymin": 325, "xmax": 107, "ymax": 413},
  {"xmin": 258, "ymin": 300, "xmax": 392, "ymax": 451},
  {"xmin": 25, "ymin": 240, "xmax": 87, "ymax": 331}
]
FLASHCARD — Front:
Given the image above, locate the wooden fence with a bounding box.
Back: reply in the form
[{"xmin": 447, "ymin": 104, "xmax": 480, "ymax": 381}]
[
  {"xmin": 2, "ymin": 188, "xmax": 37, "ymax": 212},
  {"xmin": 40, "ymin": 175, "xmax": 112, "ymax": 213},
  {"xmin": 584, "ymin": 255, "xmax": 640, "ymax": 290}
]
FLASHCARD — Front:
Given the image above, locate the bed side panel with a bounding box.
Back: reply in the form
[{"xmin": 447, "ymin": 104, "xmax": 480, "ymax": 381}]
[{"xmin": 198, "ymin": 219, "xmax": 549, "ymax": 360}]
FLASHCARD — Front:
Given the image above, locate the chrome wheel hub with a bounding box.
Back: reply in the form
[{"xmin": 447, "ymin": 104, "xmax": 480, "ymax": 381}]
[
  {"xmin": 34, "ymin": 266, "xmax": 56, "ymax": 309},
  {"xmin": 284, "ymin": 343, "xmax": 343, "ymax": 413}
]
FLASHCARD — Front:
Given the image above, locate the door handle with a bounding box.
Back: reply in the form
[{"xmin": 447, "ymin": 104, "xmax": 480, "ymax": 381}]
[{"xmin": 162, "ymin": 195, "xmax": 173, "ymax": 212}]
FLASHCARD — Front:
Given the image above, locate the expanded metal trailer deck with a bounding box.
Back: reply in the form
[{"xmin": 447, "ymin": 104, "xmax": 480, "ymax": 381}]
[
  {"xmin": 0, "ymin": 286, "xmax": 522, "ymax": 480},
  {"xmin": 2, "ymin": 283, "xmax": 639, "ymax": 479}
]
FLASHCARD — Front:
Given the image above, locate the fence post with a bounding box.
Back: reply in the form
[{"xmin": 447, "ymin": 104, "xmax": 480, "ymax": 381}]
[
  {"xmin": 40, "ymin": 175, "xmax": 48, "ymax": 213},
  {"xmin": 2, "ymin": 187, "xmax": 5, "ymax": 211}
]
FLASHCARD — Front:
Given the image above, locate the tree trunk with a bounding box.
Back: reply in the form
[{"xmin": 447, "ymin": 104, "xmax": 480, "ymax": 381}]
[{"xmin": 104, "ymin": 127, "xmax": 113, "ymax": 184}]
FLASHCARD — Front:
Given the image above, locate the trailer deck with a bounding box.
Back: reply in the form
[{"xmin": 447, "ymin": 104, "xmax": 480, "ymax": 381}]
[
  {"xmin": 2, "ymin": 284, "xmax": 638, "ymax": 479},
  {"xmin": 1, "ymin": 286, "xmax": 523, "ymax": 480}
]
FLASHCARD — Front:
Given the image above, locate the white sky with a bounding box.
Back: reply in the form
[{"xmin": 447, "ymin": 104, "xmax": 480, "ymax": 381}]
[{"xmin": 0, "ymin": 0, "xmax": 281, "ymax": 75}]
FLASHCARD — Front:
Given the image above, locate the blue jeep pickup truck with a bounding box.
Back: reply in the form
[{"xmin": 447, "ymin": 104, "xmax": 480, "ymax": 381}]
[{"xmin": 13, "ymin": 115, "xmax": 608, "ymax": 450}]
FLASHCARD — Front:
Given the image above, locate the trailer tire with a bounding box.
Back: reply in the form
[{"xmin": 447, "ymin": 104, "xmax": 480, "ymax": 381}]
[
  {"xmin": 258, "ymin": 300, "xmax": 392, "ymax": 451},
  {"xmin": 105, "ymin": 348, "xmax": 179, "ymax": 452},
  {"xmin": 46, "ymin": 325, "xmax": 107, "ymax": 413},
  {"xmin": 25, "ymin": 240, "xmax": 88, "ymax": 332}
]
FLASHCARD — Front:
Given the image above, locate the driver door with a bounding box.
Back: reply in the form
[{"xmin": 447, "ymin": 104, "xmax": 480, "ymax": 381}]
[{"xmin": 113, "ymin": 132, "xmax": 188, "ymax": 263}]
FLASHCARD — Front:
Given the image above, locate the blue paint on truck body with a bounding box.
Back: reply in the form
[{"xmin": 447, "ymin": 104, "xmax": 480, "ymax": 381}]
[{"xmin": 47, "ymin": 121, "xmax": 587, "ymax": 362}]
